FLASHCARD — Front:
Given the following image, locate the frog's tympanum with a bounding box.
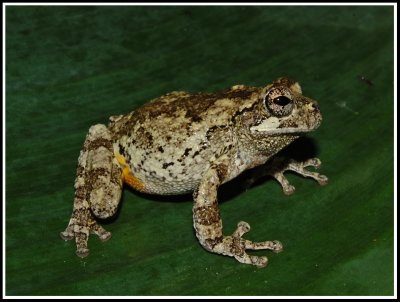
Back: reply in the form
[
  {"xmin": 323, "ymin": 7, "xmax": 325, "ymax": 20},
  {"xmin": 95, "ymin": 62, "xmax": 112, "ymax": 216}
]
[{"xmin": 61, "ymin": 77, "xmax": 328, "ymax": 267}]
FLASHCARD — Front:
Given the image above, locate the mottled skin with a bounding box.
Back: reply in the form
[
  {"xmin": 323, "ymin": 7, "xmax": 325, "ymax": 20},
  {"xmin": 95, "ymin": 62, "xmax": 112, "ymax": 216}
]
[{"xmin": 61, "ymin": 77, "xmax": 328, "ymax": 267}]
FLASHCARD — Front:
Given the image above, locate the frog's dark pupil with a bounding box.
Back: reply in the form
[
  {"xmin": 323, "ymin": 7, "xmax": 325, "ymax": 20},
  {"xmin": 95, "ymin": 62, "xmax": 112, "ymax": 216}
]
[{"xmin": 274, "ymin": 96, "xmax": 291, "ymax": 106}]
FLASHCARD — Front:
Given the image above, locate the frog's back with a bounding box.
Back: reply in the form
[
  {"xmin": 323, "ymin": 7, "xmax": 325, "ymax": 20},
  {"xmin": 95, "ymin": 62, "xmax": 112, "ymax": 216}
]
[{"xmin": 108, "ymin": 87, "xmax": 260, "ymax": 195}]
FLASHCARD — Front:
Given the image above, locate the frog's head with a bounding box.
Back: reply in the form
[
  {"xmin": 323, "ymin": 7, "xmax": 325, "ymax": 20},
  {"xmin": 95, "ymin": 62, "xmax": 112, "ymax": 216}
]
[{"xmin": 248, "ymin": 77, "xmax": 322, "ymax": 136}]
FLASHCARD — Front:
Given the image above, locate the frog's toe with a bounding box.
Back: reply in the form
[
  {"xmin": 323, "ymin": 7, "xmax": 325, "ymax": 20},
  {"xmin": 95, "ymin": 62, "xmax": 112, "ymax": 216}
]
[
  {"xmin": 271, "ymin": 240, "xmax": 284, "ymax": 253},
  {"xmin": 287, "ymin": 157, "xmax": 329, "ymax": 186},
  {"xmin": 90, "ymin": 223, "xmax": 112, "ymax": 241},
  {"xmin": 304, "ymin": 157, "xmax": 322, "ymax": 168},
  {"xmin": 61, "ymin": 216, "xmax": 112, "ymax": 257},
  {"xmin": 60, "ymin": 229, "xmax": 74, "ymax": 241},
  {"xmin": 234, "ymin": 253, "xmax": 268, "ymax": 268},
  {"xmin": 267, "ymin": 170, "xmax": 295, "ymax": 195},
  {"xmin": 73, "ymin": 228, "xmax": 90, "ymax": 258},
  {"xmin": 244, "ymin": 238, "xmax": 283, "ymax": 252},
  {"xmin": 99, "ymin": 232, "xmax": 112, "ymax": 241},
  {"xmin": 251, "ymin": 255, "xmax": 269, "ymax": 268},
  {"xmin": 316, "ymin": 174, "xmax": 329, "ymax": 186},
  {"xmin": 225, "ymin": 222, "xmax": 283, "ymax": 267},
  {"xmin": 76, "ymin": 247, "xmax": 90, "ymax": 258},
  {"xmin": 283, "ymin": 184, "xmax": 295, "ymax": 195}
]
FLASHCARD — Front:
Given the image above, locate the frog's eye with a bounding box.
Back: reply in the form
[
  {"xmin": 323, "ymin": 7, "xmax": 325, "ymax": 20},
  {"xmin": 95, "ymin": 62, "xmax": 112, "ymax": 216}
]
[
  {"xmin": 273, "ymin": 96, "xmax": 291, "ymax": 106},
  {"xmin": 263, "ymin": 88, "xmax": 294, "ymax": 117}
]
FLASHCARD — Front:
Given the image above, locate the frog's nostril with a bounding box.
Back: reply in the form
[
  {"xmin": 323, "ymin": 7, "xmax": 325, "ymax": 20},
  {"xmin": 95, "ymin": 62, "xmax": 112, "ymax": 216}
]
[{"xmin": 311, "ymin": 102, "xmax": 319, "ymax": 111}]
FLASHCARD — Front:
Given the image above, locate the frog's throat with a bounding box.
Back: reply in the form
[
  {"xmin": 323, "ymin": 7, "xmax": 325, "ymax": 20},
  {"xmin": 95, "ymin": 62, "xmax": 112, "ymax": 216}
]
[{"xmin": 113, "ymin": 150, "xmax": 146, "ymax": 192}]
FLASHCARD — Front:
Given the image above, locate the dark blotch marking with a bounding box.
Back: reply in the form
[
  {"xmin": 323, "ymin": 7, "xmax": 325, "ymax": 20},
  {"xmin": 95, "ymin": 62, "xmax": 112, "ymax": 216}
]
[
  {"xmin": 273, "ymin": 77, "xmax": 298, "ymax": 88},
  {"xmin": 221, "ymin": 144, "xmax": 234, "ymax": 155},
  {"xmin": 85, "ymin": 167, "xmax": 109, "ymax": 198},
  {"xmin": 74, "ymin": 186, "xmax": 86, "ymax": 199},
  {"xmin": 194, "ymin": 206, "xmax": 221, "ymax": 226},
  {"xmin": 88, "ymin": 138, "xmax": 113, "ymax": 151},
  {"xmin": 204, "ymin": 236, "xmax": 223, "ymax": 250},
  {"xmin": 205, "ymin": 125, "xmax": 219, "ymax": 140},
  {"xmin": 184, "ymin": 108, "xmax": 203, "ymax": 122},
  {"xmin": 213, "ymin": 164, "xmax": 228, "ymax": 182},
  {"xmin": 162, "ymin": 162, "xmax": 175, "ymax": 169},
  {"xmin": 183, "ymin": 97, "xmax": 214, "ymax": 122},
  {"xmin": 192, "ymin": 150, "xmax": 200, "ymax": 158},
  {"xmin": 184, "ymin": 148, "xmax": 192, "ymax": 157},
  {"xmin": 222, "ymin": 88, "xmax": 254, "ymax": 100},
  {"xmin": 119, "ymin": 144, "xmax": 125, "ymax": 156},
  {"xmin": 230, "ymin": 237, "xmax": 245, "ymax": 256},
  {"xmin": 200, "ymin": 144, "xmax": 208, "ymax": 152},
  {"xmin": 230, "ymin": 100, "xmax": 258, "ymax": 124},
  {"xmin": 145, "ymin": 132, "xmax": 153, "ymax": 143},
  {"xmin": 89, "ymin": 167, "xmax": 108, "ymax": 177},
  {"xmin": 158, "ymin": 146, "xmax": 164, "ymax": 153},
  {"xmin": 76, "ymin": 165, "xmax": 85, "ymax": 177}
]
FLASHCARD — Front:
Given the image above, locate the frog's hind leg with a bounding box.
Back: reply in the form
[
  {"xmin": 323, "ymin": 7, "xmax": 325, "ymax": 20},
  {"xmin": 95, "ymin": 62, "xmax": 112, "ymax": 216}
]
[
  {"xmin": 60, "ymin": 124, "xmax": 123, "ymax": 257},
  {"xmin": 193, "ymin": 164, "xmax": 283, "ymax": 268}
]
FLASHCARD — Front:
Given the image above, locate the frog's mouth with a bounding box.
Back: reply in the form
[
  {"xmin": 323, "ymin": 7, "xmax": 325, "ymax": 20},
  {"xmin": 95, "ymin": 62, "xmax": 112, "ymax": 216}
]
[
  {"xmin": 250, "ymin": 116, "xmax": 320, "ymax": 135},
  {"xmin": 250, "ymin": 127, "xmax": 313, "ymax": 135}
]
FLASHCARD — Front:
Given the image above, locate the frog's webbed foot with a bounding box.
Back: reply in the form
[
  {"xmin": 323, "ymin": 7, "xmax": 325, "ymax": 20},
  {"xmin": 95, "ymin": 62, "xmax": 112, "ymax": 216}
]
[
  {"xmin": 266, "ymin": 157, "xmax": 328, "ymax": 195},
  {"xmin": 222, "ymin": 221, "xmax": 283, "ymax": 268},
  {"xmin": 60, "ymin": 211, "xmax": 112, "ymax": 258}
]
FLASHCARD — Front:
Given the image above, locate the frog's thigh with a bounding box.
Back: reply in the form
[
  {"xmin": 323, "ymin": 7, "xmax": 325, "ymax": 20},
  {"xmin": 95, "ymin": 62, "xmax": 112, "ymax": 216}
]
[{"xmin": 86, "ymin": 125, "xmax": 123, "ymax": 219}]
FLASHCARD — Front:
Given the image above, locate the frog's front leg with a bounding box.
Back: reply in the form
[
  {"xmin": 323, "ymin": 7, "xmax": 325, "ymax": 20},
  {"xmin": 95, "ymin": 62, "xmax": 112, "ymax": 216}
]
[
  {"xmin": 193, "ymin": 164, "xmax": 283, "ymax": 268},
  {"xmin": 262, "ymin": 157, "xmax": 328, "ymax": 195},
  {"xmin": 60, "ymin": 124, "xmax": 123, "ymax": 257}
]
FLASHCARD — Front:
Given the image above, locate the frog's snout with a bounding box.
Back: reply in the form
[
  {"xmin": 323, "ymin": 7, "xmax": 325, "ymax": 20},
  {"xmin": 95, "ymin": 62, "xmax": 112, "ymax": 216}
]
[{"xmin": 311, "ymin": 101, "xmax": 319, "ymax": 111}]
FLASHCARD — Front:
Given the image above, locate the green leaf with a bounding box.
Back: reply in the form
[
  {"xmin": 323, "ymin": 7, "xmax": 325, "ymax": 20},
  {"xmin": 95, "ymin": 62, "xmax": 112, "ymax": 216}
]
[{"xmin": 6, "ymin": 5, "xmax": 394, "ymax": 296}]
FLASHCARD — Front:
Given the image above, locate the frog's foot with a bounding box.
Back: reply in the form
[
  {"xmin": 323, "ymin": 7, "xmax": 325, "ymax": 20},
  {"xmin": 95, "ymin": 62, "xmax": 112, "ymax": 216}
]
[
  {"xmin": 267, "ymin": 157, "xmax": 328, "ymax": 195},
  {"xmin": 214, "ymin": 222, "xmax": 283, "ymax": 268},
  {"xmin": 60, "ymin": 214, "xmax": 112, "ymax": 258}
]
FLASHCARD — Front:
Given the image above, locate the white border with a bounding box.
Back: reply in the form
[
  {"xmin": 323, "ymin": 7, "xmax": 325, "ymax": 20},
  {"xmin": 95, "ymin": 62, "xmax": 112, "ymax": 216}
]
[
  {"xmin": 2, "ymin": 2, "xmax": 399, "ymax": 6},
  {"xmin": 2, "ymin": 2, "xmax": 397, "ymax": 299},
  {"xmin": 393, "ymin": 2, "xmax": 398, "ymax": 300}
]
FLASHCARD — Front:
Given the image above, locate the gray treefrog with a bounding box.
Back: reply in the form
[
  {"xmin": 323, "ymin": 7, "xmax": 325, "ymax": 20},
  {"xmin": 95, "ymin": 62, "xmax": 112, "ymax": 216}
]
[{"xmin": 60, "ymin": 77, "xmax": 328, "ymax": 267}]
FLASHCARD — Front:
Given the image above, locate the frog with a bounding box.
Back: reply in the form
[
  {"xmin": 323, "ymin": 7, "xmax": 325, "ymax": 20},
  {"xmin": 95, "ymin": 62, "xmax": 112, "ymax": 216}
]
[{"xmin": 60, "ymin": 77, "xmax": 328, "ymax": 268}]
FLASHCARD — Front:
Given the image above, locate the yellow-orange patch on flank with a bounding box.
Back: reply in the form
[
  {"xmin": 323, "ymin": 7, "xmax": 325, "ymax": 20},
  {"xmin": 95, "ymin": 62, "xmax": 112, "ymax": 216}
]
[
  {"xmin": 122, "ymin": 167, "xmax": 146, "ymax": 192},
  {"xmin": 114, "ymin": 151, "xmax": 146, "ymax": 192}
]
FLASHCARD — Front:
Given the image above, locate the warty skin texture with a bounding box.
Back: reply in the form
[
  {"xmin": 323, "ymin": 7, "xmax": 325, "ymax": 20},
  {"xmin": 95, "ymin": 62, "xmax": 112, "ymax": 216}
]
[{"xmin": 61, "ymin": 77, "xmax": 328, "ymax": 267}]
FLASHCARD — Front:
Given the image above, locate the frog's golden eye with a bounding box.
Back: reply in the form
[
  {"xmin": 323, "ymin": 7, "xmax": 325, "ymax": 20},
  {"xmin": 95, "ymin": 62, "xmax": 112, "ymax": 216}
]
[{"xmin": 263, "ymin": 88, "xmax": 294, "ymax": 117}]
